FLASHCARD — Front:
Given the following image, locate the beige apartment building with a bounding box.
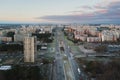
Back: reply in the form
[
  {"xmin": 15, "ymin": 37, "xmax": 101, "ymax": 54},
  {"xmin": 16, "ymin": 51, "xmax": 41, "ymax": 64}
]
[{"xmin": 24, "ymin": 36, "xmax": 37, "ymax": 62}]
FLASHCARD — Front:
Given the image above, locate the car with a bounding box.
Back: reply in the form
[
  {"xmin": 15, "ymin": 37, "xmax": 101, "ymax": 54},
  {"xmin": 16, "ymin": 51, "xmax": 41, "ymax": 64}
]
[{"xmin": 78, "ymin": 68, "xmax": 81, "ymax": 74}]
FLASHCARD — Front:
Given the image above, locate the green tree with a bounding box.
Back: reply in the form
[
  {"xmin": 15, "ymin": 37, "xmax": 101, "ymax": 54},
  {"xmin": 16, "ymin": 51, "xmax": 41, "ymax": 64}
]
[{"xmin": 6, "ymin": 32, "xmax": 15, "ymax": 41}]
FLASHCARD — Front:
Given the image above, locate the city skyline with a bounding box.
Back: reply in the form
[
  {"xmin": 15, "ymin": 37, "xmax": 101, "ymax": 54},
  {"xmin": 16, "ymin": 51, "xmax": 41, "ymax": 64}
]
[{"xmin": 0, "ymin": 0, "xmax": 120, "ymax": 24}]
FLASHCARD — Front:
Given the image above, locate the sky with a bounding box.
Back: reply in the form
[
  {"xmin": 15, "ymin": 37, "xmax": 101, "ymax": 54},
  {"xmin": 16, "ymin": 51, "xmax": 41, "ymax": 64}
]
[{"xmin": 0, "ymin": 0, "xmax": 120, "ymax": 24}]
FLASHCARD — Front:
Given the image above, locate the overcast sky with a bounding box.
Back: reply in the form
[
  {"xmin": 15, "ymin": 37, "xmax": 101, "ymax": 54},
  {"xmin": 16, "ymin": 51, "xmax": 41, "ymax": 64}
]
[{"xmin": 0, "ymin": 0, "xmax": 120, "ymax": 24}]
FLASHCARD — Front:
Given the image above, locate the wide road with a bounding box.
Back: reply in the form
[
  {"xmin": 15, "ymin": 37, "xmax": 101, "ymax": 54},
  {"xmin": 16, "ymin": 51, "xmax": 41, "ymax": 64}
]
[
  {"xmin": 53, "ymin": 27, "xmax": 87, "ymax": 80},
  {"xmin": 60, "ymin": 31, "xmax": 80, "ymax": 80},
  {"xmin": 53, "ymin": 29, "xmax": 65, "ymax": 80},
  {"xmin": 55, "ymin": 27, "xmax": 76, "ymax": 80},
  {"xmin": 61, "ymin": 29, "xmax": 88, "ymax": 80}
]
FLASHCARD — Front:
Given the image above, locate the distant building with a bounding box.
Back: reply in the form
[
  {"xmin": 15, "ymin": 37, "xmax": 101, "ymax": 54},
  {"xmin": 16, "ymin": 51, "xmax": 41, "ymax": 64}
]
[
  {"xmin": 41, "ymin": 46, "xmax": 47, "ymax": 50},
  {"xmin": 66, "ymin": 25, "xmax": 120, "ymax": 43},
  {"xmin": 14, "ymin": 33, "xmax": 31, "ymax": 42},
  {"xmin": 101, "ymin": 30, "xmax": 117, "ymax": 42},
  {"xmin": 24, "ymin": 36, "xmax": 37, "ymax": 62},
  {"xmin": 0, "ymin": 66, "xmax": 11, "ymax": 70},
  {"xmin": 0, "ymin": 37, "xmax": 12, "ymax": 42},
  {"xmin": 38, "ymin": 26, "xmax": 52, "ymax": 34},
  {"xmin": 87, "ymin": 37, "xmax": 101, "ymax": 42}
]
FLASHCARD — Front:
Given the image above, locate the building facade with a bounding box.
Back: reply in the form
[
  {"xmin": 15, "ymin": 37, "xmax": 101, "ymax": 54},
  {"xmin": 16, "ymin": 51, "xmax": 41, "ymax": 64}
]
[{"xmin": 24, "ymin": 36, "xmax": 37, "ymax": 62}]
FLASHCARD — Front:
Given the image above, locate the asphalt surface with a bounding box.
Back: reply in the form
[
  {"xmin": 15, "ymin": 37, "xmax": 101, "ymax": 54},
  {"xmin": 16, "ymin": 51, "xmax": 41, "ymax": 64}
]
[
  {"xmin": 61, "ymin": 32, "xmax": 80, "ymax": 80},
  {"xmin": 53, "ymin": 28, "xmax": 80, "ymax": 80},
  {"xmin": 53, "ymin": 30, "xmax": 65, "ymax": 80}
]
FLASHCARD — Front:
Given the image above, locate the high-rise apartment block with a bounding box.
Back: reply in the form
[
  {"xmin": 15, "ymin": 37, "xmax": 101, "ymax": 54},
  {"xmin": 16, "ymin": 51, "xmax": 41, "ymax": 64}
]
[{"xmin": 24, "ymin": 36, "xmax": 37, "ymax": 62}]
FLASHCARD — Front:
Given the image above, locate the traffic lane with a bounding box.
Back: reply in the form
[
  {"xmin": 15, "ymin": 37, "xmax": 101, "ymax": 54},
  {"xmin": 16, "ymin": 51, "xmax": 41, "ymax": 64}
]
[
  {"xmin": 61, "ymin": 32, "xmax": 81, "ymax": 80},
  {"xmin": 55, "ymin": 56, "xmax": 65, "ymax": 80},
  {"xmin": 70, "ymin": 58, "xmax": 80, "ymax": 80}
]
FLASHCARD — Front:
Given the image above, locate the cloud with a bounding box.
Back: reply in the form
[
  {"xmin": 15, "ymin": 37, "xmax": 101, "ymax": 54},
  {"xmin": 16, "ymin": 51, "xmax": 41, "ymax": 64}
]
[
  {"xmin": 37, "ymin": 1, "xmax": 120, "ymax": 24},
  {"xmin": 79, "ymin": 6, "xmax": 93, "ymax": 9}
]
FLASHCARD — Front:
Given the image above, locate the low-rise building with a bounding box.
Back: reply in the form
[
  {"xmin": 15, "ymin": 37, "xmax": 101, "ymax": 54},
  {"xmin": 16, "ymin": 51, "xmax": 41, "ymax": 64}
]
[
  {"xmin": 14, "ymin": 33, "xmax": 31, "ymax": 42},
  {"xmin": 87, "ymin": 37, "xmax": 101, "ymax": 42},
  {"xmin": 0, "ymin": 37, "xmax": 12, "ymax": 42},
  {"xmin": 0, "ymin": 66, "xmax": 12, "ymax": 70},
  {"xmin": 101, "ymin": 30, "xmax": 117, "ymax": 42}
]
